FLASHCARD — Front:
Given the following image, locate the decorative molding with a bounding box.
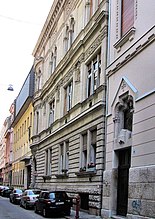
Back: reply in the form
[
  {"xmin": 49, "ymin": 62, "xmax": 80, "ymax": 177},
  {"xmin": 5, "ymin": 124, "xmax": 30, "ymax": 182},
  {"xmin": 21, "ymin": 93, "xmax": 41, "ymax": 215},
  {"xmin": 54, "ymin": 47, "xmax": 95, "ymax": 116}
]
[
  {"xmin": 64, "ymin": 0, "xmax": 75, "ymax": 19},
  {"xmin": 75, "ymin": 170, "xmax": 96, "ymax": 178},
  {"xmin": 85, "ymin": 32, "xmax": 104, "ymax": 61},
  {"xmin": 108, "ymin": 31, "xmax": 155, "ymax": 76},
  {"xmin": 114, "ymin": 27, "xmax": 136, "ymax": 52},
  {"xmin": 55, "ymin": 173, "xmax": 69, "ymax": 179}
]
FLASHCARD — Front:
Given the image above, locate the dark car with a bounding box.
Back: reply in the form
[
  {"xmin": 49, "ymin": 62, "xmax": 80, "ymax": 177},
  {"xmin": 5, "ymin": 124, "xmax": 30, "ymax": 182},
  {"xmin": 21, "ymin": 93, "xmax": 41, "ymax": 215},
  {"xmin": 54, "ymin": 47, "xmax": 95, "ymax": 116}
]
[
  {"xmin": 20, "ymin": 189, "xmax": 41, "ymax": 209},
  {"xmin": 0, "ymin": 186, "xmax": 5, "ymax": 194},
  {"xmin": 9, "ymin": 189, "xmax": 23, "ymax": 204},
  {"xmin": 0, "ymin": 186, "xmax": 9, "ymax": 196},
  {"xmin": 1, "ymin": 188, "xmax": 13, "ymax": 198},
  {"xmin": 34, "ymin": 191, "xmax": 72, "ymax": 217}
]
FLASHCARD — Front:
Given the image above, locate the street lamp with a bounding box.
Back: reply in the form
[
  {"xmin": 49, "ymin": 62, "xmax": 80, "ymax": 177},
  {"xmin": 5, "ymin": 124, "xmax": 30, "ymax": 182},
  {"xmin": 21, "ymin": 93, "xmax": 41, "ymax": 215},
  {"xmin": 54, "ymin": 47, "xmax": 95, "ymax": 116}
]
[{"xmin": 7, "ymin": 84, "xmax": 14, "ymax": 91}]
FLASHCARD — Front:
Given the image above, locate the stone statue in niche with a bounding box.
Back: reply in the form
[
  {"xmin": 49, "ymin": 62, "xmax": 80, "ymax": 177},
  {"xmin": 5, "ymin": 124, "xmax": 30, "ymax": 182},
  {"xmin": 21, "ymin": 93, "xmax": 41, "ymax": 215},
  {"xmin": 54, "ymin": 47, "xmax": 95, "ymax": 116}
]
[{"xmin": 114, "ymin": 95, "xmax": 133, "ymax": 144}]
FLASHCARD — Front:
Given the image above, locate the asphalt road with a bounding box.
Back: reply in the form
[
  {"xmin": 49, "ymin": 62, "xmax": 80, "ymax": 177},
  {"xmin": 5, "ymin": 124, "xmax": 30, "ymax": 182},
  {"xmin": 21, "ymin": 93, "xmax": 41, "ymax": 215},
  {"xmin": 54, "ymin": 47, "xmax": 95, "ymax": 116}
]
[{"xmin": 0, "ymin": 196, "xmax": 65, "ymax": 219}]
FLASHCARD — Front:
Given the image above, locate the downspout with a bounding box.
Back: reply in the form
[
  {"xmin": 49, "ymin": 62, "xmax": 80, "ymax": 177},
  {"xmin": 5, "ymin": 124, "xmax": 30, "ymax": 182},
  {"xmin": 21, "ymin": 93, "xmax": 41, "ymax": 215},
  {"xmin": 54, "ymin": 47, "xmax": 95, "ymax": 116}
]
[
  {"xmin": 100, "ymin": 0, "xmax": 111, "ymax": 217},
  {"xmin": 105, "ymin": 0, "xmax": 112, "ymax": 217}
]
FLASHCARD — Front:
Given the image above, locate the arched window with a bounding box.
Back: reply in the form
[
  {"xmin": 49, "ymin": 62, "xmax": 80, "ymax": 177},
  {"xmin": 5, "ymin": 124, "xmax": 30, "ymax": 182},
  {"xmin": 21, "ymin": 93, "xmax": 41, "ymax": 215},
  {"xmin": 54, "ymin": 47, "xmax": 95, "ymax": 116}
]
[
  {"xmin": 64, "ymin": 25, "xmax": 69, "ymax": 52},
  {"xmin": 69, "ymin": 17, "xmax": 75, "ymax": 46}
]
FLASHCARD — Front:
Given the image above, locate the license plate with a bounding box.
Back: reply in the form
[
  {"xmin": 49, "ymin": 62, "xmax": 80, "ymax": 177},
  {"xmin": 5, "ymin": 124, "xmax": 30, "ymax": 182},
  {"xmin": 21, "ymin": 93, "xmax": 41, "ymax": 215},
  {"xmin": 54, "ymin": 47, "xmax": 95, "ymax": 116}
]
[{"xmin": 56, "ymin": 202, "xmax": 64, "ymax": 205}]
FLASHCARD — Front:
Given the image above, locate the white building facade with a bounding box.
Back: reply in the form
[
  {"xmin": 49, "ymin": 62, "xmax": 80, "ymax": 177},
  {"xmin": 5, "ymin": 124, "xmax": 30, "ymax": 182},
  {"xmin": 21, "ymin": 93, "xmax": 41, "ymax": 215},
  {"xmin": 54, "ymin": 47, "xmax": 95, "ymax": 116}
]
[{"xmin": 31, "ymin": 0, "xmax": 108, "ymax": 216}]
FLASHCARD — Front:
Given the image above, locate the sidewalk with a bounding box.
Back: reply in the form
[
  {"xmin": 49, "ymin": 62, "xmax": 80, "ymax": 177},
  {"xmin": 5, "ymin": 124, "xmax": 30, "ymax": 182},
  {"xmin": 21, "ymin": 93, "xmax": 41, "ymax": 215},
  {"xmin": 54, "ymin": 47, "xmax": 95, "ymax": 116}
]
[{"xmin": 65, "ymin": 209, "xmax": 102, "ymax": 219}]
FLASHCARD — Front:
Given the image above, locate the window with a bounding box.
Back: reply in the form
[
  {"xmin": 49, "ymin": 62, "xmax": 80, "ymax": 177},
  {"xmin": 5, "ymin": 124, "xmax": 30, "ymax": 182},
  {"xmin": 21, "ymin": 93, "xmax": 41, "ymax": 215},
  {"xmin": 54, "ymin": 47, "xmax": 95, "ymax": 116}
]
[
  {"xmin": 69, "ymin": 17, "xmax": 75, "ymax": 47},
  {"xmin": 87, "ymin": 53, "xmax": 101, "ymax": 97},
  {"xmin": 90, "ymin": 130, "xmax": 97, "ymax": 166},
  {"xmin": 36, "ymin": 69, "xmax": 42, "ymax": 91},
  {"xmin": 81, "ymin": 133, "xmax": 87, "ymax": 169},
  {"xmin": 50, "ymin": 52, "xmax": 54, "ymax": 74},
  {"xmin": 59, "ymin": 141, "xmax": 69, "ymax": 173},
  {"xmin": 64, "ymin": 25, "xmax": 69, "ymax": 52},
  {"xmin": 80, "ymin": 130, "xmax": 97, "ymax": 170},
  {"xmin": 49, "ymin": 99, "xmax": 55, "ymax": 126},
  {"xmin": 36, "ymin": 111, "xmax": 39, "ymax": 134},
  {"xmin": 45, "ymin": 149, "xmax": 52, "ymax": 176},
  {"xmin": 64, "ymin": 81, "xmax": 73, "ymax": 114},
  {"xmin": 121, "ymin": 0, "xmax": 134, "ymax": 36}
]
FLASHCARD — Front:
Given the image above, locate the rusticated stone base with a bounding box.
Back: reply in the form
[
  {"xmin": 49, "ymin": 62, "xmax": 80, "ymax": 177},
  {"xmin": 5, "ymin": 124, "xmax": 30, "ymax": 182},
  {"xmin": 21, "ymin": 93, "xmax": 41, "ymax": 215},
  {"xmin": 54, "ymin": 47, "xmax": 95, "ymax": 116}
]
[{"xmin": 128, "ymin": 166, "xmax": 155, "ymax": 219}]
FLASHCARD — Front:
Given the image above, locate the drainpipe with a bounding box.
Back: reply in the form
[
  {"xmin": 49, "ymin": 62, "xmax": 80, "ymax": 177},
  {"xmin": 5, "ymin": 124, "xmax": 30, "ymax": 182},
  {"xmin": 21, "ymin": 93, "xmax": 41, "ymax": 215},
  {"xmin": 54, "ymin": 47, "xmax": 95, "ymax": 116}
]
[{"xmin": 100, "ymin": 0, "xmax": 111, "ymax": 217}]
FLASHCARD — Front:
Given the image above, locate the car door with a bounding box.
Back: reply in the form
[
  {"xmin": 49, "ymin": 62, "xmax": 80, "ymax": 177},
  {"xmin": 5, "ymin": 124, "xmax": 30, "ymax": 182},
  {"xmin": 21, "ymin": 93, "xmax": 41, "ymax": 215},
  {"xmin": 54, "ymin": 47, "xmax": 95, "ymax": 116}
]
[
  {"xmin": 22, "ymin": 191, "xmax": 27, "ymax": 206},
  {"xmin": 37, "ymin": 192, "xmax": 44, "ymax": 211}
]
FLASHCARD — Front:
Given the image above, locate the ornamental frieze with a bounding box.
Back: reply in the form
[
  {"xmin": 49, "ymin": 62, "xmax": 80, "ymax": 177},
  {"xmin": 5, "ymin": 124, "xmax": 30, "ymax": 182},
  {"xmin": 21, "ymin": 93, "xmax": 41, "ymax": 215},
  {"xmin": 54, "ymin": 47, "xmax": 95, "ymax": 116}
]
[
  {"xmin": 64, "ymin": 0, "xmax": 75, "ymax": 19},
  {"xmin": 84, "ymin": 32, "xmax": 104, "ymax": 61}
]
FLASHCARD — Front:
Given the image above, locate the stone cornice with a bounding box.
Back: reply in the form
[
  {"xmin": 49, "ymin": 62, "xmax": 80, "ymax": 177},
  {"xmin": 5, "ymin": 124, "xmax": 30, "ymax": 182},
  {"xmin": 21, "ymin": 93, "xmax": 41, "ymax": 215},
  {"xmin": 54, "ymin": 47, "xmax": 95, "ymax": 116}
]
[
  {"xmin": 107, "ymin": 30, "xmax": 155, "ymax": 77},
  {"xmin": 33, "ymin": 0, "xmax": 64, "ymax": 56},
  {"xmin": 31, "ymin": 100, "xmax": 104, "ymax": 146}
]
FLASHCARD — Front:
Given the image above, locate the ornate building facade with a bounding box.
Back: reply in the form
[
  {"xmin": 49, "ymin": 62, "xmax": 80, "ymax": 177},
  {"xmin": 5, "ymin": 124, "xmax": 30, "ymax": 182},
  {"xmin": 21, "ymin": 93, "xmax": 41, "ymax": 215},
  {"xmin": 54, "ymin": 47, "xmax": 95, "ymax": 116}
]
[
  {"xmin": 101, "ymin": 0, "xmax": 155, "ymax": 218},
  {"xmin": 31, "ymin": 0, "xmax": 108, "ymax": 215}
]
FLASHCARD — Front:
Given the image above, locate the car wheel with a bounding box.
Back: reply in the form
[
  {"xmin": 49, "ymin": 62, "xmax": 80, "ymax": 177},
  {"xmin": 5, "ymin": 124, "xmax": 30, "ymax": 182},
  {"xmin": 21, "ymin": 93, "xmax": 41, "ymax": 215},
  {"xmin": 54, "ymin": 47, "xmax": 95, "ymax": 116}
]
[
  {"xmin": 25, "ymin": 202, "xmax": 28, "ymax": 209},
  {"xmin": 20, "ymin": 201, "xmax": 22, "ymax": 207},
  {"xmin": 34, "ymin": 205, "xmax": 38, "ymax": 214},
  {"xmin": 42, "ymin": 208, "xmax": 48, "ymax": 218},
  {"xmin": 64, "ymin": 209, "xmax": 71, "ymax": 216}
]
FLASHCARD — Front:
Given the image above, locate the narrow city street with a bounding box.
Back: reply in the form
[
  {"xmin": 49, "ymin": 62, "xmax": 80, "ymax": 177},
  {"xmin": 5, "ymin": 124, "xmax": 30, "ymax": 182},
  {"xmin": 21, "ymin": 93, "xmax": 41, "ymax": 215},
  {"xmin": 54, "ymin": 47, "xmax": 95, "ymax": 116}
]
[{"xmin": 0, "ymin": 196, "xmax": 65, "ymax": 219}]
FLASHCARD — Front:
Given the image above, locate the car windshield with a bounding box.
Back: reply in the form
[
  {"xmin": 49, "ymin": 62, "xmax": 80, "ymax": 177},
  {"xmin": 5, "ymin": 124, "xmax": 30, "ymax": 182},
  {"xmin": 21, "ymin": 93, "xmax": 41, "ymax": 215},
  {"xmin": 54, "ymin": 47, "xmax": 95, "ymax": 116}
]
[
  {"xmin": 28, "ymin": 191, "xmax": 35, "ymax": 195},
  {"xmin": 49, "ymin": 192, "xmax": 67, "ymax": 200},
  {"xmin": 33, "ymin": 190, "xmax": 40, "ymax": 195},
  {"xmin": 15, "ymin": 189, "xmax": 22, "ymax": 194}
]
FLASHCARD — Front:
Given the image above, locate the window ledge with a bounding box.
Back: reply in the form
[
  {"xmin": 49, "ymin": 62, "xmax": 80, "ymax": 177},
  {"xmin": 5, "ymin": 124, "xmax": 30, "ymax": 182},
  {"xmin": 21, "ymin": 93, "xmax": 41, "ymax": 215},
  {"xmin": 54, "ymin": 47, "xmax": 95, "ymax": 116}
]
[
  {"xmin": 42, "ymin": 175, "xmax": 51, "ymax": 182},
  {"xmin": 75, "ymin": 170, "xmax": 96, "ymax": 177},
  {"xmin": 55, "ymin": 173, "xmax": 69, "ymax": 179},
  {"xmin": 114, "ymin": 27, "xmax": 136, "ymax": 52}
]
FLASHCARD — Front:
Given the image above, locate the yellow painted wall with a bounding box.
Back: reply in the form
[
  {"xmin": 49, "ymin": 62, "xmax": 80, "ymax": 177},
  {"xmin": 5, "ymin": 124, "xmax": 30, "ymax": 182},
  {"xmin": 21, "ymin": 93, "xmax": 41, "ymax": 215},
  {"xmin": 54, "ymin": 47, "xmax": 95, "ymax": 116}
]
[{"xmin": 12, "ymin": 102, "xmax": 33, "ymax": 187}]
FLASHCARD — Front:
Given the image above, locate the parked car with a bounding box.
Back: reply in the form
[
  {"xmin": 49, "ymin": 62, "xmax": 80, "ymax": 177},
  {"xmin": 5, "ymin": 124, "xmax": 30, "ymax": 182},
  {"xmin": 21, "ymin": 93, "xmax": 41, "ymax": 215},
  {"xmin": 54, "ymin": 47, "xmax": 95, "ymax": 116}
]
[
  {"xmin": 1, "ymin": 188, "xmax": 13, "ymax": 197},
  {"xmin": 34, "ymin": 190, "xmax": 72, "ymax": 217},
  {"xmin": 9, "ymin": 189, "xmax": 23, "ymax": 204},
  {"xmin": 20, "ymin": 189, "xmax": 41, "ymax": 209},
  {"xmin": 0, "ymin": 186, "xmax": 9, "ymax": 196},
  {"xmin": 0, "ymin": 186, "xmax": 5, "ymax": 193}
]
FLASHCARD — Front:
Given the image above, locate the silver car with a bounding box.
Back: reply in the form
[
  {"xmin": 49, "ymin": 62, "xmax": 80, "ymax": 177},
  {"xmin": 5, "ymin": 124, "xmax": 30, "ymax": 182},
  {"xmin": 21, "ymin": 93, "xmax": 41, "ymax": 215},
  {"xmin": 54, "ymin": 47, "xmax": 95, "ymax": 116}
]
[
  {"xmin": 10, "ymin": 189, "xmax": 23, "ymax": 204},
  {"xmin": 20, "ymin": 189, "xmax": 41, "ymax": 209}
]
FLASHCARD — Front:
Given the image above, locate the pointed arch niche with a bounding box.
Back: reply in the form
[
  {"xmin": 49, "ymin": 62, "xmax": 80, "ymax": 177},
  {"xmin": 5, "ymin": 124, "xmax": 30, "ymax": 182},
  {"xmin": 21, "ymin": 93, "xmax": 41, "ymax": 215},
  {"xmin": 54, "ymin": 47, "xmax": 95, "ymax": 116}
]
[{"xmin": 111, "ymin": 77, "xmax": 137, "ymax": 150}]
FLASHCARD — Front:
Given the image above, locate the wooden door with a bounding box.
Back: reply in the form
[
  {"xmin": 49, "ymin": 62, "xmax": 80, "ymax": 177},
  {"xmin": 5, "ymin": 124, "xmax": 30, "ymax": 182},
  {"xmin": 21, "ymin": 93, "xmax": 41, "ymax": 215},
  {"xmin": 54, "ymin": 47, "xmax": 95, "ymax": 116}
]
[{"xmin": 117, "ymin": 148, "xmax": 131, "ymax": 216}]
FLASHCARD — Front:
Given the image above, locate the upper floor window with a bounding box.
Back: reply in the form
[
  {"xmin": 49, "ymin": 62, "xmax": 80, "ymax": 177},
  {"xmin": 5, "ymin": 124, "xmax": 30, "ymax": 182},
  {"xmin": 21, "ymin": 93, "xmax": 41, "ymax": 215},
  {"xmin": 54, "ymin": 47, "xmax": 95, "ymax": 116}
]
[
  {"xmin": 69, "ymin": 17, "xmax": 75, "ymax": 46},
  {"xmin": 49, "ymin": 47, "xmax": 57, "ymax": 75},
  {"xmin": 36, "ymin": 111, "xmax": 39, "ymax": 134},
  {"xmin": 87, "ymin": 52, "xmax": 101, "ymax": 97},
  {"xmin": 121, "ymin": 0, "xmax": 134, "ymax": 36},
  {"xmin": 36, "ymin": 69, "xmax": 42, "ymax": 91},
  {"xmin": 50, "ymin": 52, "xmax": 54, "ymax": 74},
  {"xmin": 64, "ymin": 25, "xmax": 69, "ymax": 52},
  {"xmin": 49, "ymin": 99, "xmax": 55, "ymax": 126},
  {"xmin": 64, "ymin": 81, "xmax": 73, "ymax": 114}
]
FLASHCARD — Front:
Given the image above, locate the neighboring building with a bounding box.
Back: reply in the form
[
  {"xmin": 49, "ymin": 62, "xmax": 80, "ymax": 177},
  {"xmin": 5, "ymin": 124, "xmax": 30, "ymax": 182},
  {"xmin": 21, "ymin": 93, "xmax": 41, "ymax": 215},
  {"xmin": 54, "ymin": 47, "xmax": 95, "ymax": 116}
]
[
  {"xmin": 12, "ymin": 67, "xmax": 34, "ymax": 189},
  {"xmin": 3, "ymin": 103, "xmax": 14, "ymax": 187},
  {"xmin": 31, "ymin": 0, "xmax": 108, "ymax": 216},
  {"xmin": 0, "ymin": 121, "xmax": 7, "ymax": 184},
  {"xmin": 101, "ymin": 1, "xmax": 155, "ymax": 219}
]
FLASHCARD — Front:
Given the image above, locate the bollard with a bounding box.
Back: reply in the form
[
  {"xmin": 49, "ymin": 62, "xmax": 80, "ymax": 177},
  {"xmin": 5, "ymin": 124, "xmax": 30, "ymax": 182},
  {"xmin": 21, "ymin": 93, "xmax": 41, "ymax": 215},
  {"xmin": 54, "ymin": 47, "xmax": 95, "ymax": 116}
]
[{"xmin": 75, "ymin": 194, "xmax": 80, "ymax": 219}]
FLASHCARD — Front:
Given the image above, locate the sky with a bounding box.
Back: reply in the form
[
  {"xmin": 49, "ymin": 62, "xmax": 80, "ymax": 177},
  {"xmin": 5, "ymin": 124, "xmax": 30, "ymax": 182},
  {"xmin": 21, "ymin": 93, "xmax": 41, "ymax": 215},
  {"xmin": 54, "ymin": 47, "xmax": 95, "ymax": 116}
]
[{"xmin": 0, "ymin": 0, "xmax": 53, "ymax": 129}]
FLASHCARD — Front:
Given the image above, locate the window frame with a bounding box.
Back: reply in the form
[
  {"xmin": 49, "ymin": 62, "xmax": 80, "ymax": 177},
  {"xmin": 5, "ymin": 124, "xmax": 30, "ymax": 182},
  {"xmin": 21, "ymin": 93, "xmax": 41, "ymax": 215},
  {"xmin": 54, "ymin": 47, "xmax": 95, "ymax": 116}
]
[
  {"xmin": 87, "ymin": 53, "xmax": 101, "ymax": 98},
  {"xmin": 64, "ymin": 81, "xmax": 73, "ymax": 114},
  {"xmin": 49, "ymin": 99, "xmax": 55, "ymax": 127}
]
